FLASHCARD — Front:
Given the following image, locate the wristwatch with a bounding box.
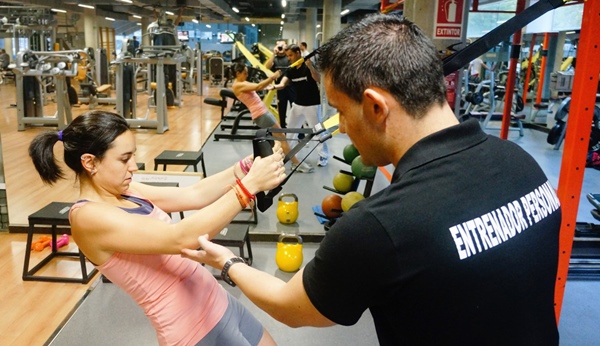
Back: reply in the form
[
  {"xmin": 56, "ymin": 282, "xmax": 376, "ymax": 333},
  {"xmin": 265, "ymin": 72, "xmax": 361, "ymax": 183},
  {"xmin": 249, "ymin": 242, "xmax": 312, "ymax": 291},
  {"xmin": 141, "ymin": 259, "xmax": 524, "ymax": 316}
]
[{"xmin": 221, "ymin": 257, "xmax": 246, "ymax": 287}]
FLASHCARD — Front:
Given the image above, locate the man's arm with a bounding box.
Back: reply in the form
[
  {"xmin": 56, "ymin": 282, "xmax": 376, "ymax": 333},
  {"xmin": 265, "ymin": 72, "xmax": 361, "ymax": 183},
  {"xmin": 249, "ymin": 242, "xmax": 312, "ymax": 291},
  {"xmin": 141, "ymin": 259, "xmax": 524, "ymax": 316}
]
[
  {"xmin": 273, "ymin": 76, "xmax": 290, "ymax": 90},
  {"xmin": 306, "ymin": 60, "xmax": 320, "ymax": 83},
  {"xmin": 181, "ymin": 235, "xmax": 336, "ymax": 328},
  {"xmin": 265, "ymin": 47, "xmax": 277, "ymax": 70}
]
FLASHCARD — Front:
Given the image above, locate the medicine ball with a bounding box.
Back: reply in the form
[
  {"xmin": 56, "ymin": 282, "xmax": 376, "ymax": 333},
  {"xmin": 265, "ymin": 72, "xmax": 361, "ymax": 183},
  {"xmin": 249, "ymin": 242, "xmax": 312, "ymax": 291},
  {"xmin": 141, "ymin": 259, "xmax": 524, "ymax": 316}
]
[
  {"xmin": 333, "ymin": 172, "xmax": 354, "ymax": 193},
  {"xmin": 351, "ymin": 156, "xmax": 377, "ymax": 180},
  {"xmin": 343, "ymin": 143, "xmax": 360, "ymax": 163},
  {"xmin": 321, "ymin": 194, "xmax": 343, "ymax": 219},
  {"xmin": 341, "ymin": 192, "xmax": 365, "ymax": 212}
]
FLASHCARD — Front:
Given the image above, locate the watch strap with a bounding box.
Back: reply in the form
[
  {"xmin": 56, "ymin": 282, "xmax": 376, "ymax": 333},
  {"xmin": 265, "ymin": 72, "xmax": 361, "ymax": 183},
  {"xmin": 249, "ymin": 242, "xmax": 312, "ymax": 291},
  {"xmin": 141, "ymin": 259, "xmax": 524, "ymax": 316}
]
[{"xmin": 221, "ymin": 257, "xmax": 246, "ymax": 287}]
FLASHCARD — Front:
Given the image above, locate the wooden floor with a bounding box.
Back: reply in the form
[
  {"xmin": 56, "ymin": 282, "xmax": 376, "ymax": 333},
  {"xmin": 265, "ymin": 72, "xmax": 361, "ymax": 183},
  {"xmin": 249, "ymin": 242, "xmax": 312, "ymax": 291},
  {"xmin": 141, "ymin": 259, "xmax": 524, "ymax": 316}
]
[{"xmin": 0, "ymin": 79, "xmax": 226, "ymax": 345}]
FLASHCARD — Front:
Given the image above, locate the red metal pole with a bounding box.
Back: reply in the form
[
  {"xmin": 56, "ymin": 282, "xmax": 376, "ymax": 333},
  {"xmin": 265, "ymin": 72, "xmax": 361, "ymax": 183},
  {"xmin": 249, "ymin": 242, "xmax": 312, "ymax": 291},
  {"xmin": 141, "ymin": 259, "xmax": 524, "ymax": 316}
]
[
  {"xmin": 522, "ymin": 33, "xmax": 536, "ymax": 104},
  {"xmin": 535, "ymin": 32, "xmax": 550, "ymax": 105},
  {"xmin": 555, "ymin": 0, "xmax": 600, "ymax": 322},
  {"xmin": 500, "ymin": 0, "xmax": 526, "ymax": 139}
]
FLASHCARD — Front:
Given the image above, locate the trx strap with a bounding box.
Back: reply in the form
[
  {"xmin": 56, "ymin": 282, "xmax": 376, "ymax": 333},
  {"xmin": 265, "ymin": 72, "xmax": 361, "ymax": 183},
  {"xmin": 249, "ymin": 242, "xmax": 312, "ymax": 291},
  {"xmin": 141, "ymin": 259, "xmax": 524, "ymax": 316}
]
[
  {"xmin": 253, "ymin": 120, "xmax": 338, "ymax": 212},
  {"xmin": 255, "ymin": 0, "xmax": 570, "ymax": 211},
  {"xmin": 442, "ymin": 0, "xmax": 567, "ymax": 76}
]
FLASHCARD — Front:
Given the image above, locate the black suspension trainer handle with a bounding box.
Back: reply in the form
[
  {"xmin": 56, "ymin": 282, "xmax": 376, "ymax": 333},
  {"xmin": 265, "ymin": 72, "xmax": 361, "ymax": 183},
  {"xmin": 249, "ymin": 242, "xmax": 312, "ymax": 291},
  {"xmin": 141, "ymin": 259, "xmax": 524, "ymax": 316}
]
[{"xmin": 252, "ymin": 127, "xmax": 331, "ymax": 212}]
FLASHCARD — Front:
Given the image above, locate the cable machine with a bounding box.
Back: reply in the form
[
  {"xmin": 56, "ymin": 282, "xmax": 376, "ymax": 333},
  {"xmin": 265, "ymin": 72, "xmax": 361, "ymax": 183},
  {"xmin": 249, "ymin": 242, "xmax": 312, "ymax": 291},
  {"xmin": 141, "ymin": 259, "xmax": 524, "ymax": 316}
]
[{"xmin": 13, "ymin": 50, "xmax": 82, "ymax": 130}]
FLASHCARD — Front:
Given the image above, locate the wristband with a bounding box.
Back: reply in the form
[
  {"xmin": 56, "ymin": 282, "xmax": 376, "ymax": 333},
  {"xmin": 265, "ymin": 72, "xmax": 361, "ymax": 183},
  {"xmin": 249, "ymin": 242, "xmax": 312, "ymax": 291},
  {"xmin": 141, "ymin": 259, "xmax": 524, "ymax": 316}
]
[
  {"xmin": 236, "ymin": 179, "xmax": 256, "ymax": 201},
  {"xmin": 230, "ymin": 185, "xmax": 249, "ymax": 208},
  {"xmin": 221, "ymin": 257, "xmax": 246, "ymax": 287}
]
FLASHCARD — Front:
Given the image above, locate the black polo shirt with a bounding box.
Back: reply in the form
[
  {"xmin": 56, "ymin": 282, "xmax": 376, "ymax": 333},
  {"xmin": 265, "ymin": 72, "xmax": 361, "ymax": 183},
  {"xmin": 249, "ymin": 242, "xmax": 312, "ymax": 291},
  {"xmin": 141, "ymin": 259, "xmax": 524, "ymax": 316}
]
[
  {"xmin": 303, "ymin": 119, "xmax": 561, "ymax": 345},
  {"xmin": 283, "ymin": 63, "xmax": 320, "ymax": 106}
]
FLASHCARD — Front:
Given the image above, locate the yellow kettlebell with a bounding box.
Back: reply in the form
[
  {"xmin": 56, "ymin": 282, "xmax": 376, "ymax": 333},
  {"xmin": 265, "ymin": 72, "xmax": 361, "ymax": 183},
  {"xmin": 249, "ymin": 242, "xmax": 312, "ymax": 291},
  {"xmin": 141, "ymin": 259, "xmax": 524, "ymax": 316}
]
[
  {"xmin": 276, "ymin": 193, "xmax": 299, "ymax": 224},
  {"xmin": 275, "ymin": 234, "xmax": 304, "ymax": 272}
]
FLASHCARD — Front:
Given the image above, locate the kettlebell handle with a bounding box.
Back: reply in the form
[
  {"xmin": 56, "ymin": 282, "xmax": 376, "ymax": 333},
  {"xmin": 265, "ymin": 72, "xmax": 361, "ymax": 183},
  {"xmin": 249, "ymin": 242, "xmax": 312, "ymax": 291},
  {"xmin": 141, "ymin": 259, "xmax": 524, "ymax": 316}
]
[
  {"xmin": 278, "ymin": 193, "xmax": 298, "ymax": 202},
  {"xmin": 278, "ymin": 234, "xmax": 303, "ymax": 244}
]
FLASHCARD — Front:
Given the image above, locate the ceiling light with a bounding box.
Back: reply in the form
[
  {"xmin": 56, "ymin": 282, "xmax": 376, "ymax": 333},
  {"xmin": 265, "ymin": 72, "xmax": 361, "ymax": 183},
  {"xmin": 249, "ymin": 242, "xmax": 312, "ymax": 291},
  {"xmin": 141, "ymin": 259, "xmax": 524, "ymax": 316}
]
[
  {"xmin": 105, "ymin": 17, "xmax": 115, "ymax": 21},
  {"xmin": 78, "ymin": 4, "xmax": 95, "ymax": 9},
  {"xmin": 252, "ymin": 24, "xmax": 255, "ymax": 27},
  {"xmin": 165, "ymin": 11, "xmax": 175, "ymax": 15},
  {"xmin": 51, "ymin": 9, "xmax": 67, "ymax": 13},
  {"xmin": 280, "ymin": 20, "xmax": 284, "ymax": 25},
  {"xmin": 133, "ymin": 15, "xmax": 141, "ymax": 19},
  {"xmin": 119, "ymin": 0, "xmax": 133, "ymax": 3},
  {"xmin": 206, "ymin": 24, "xmax": 211, "ymax": 28},
  {"xmin": 245, "ymin": 17, "xmax": 250, "ymax": 21},
  {"xmin": 316, "ymin": 24, "xmax": 321, "ymax": 28},
  {"xmin": 281, "ymin": 14, "xmax": 285, "ymax": 19},
  {"xmin": 232, "ymin": 7, "xmax": 239, "ymax": 13},
  {"xmin": 192, "ymin": 19, "xmax": 198, "ymax": 23},
  {"xmin": 282, "ymin": 0, "xmax": 287, "ymax": 7},
  {"xmin": 340, "ymin": 9, "xmax": 350, "ymax": 16},
  {"xmin": 136, "ymin": 23, "xmax": 142, "ymax": 25}
]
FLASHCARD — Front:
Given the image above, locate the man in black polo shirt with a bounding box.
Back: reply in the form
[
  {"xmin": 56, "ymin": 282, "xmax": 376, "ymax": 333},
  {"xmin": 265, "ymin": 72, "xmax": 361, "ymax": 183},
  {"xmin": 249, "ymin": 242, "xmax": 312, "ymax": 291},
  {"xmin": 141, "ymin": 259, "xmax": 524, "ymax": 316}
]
[
  {"xmin": 183, "ymin": 14, "xmax": 561, "ymax": 345},
  {"xmin": 274, "ymin": 44, "xmax": 329, "ymax": 168}
]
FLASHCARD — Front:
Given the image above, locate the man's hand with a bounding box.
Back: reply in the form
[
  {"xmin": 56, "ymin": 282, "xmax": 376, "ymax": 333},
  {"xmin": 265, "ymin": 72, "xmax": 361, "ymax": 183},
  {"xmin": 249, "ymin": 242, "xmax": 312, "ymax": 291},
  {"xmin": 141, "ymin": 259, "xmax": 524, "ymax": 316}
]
[{"xmin": 182, "ymin": 235, "xmax": 234, "ymax": 270}]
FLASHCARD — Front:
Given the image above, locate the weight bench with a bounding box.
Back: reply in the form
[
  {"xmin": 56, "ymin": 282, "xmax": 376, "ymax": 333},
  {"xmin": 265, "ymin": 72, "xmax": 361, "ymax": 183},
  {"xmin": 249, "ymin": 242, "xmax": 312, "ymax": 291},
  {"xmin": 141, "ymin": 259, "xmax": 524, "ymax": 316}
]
[
  {"xmin": 23, "ymin": 202, "xmax": 98, "ymax": 284},
  {"xmin": 529, "ymin": 102, "xmax": 551, "ymax": 124},
  {"xmin": 154, "ymin": 150, "xmax": 207, "ymax": 177},
  {"xmin": 212, "ymin": 224, "xmax": 253, "ymax": 266},
  {"xmin": 470, "ymin": 111, "xmax": 525, "ymax": 137}
]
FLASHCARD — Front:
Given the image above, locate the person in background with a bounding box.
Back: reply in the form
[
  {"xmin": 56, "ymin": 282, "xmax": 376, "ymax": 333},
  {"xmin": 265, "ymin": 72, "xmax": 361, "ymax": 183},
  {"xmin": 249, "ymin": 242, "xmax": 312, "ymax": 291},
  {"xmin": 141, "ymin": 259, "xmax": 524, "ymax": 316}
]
[
  {"xmin": 468, "ymin": 55, "xmax": 492, "ymax": 83},
  {"xmin": 265, "ymin": 40, "xmax": 296, "ymax": 129},
  {"xmin": 28, "ymin": 111, "xmax": 284, "ymax": 346},
  {"xmin": 299, "ymin": 42, "xmax": 309, "ymax": 58},
  {"xmin": 231, "ymin": 62, "xmax": 314, "ymax": 173},
  {"xmin": 182, "ymin": 14, "xmax": 561, "ymax": 345},
  {"xmin": 274, "ymin": 44, "xmax": 329, "ymax": 168},
  {"xmin": 0, "ymin": 48, "xmax": 10, "ymax": 69},
  {"xmin": 132, "ymin": 36, "xmax": 140, "ymax": 56}
]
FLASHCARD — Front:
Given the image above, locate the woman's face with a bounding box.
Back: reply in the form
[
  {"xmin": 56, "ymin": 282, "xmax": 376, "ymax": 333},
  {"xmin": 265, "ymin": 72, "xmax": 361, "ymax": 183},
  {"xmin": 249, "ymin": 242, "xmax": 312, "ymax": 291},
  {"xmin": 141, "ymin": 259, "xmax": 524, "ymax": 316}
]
[
  {"xmin": 94, "ymin": 131, "xmax": 138, "ymax": 195},
  {"xmin": 237, "ymin": 67, "xmax": 248, "ymax": 80}
]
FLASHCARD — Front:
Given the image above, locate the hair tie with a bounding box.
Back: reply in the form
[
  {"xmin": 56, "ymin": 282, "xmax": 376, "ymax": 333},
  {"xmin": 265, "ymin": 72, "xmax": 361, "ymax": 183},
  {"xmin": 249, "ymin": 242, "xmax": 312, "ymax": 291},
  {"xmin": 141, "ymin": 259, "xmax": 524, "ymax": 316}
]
[{"xmin": 57, "ymin": 130, "xmax": 63, "ymax": 141}]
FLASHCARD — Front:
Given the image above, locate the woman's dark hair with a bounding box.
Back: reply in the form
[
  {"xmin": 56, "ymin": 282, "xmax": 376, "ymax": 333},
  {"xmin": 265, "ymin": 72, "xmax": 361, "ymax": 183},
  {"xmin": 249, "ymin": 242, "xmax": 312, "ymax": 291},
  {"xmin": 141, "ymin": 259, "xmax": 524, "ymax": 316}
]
[
  {"xmin": 317, "ymin": 14, "xmax": 447, "ymax": 118},
  {"xmin": 28, "ymin": 111, "xmax": 130, "ymax": 185},
  {"xmin": 232, "ymin": 62, "xmax": 247, "ymax": 78}
]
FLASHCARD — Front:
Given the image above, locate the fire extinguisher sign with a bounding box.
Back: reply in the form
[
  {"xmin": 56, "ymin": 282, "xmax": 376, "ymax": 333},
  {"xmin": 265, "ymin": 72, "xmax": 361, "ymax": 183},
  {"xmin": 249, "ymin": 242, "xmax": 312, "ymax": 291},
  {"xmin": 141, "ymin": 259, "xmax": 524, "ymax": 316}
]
[{"xmin": 434, "ymin": 0, "xmax": 465, "ymax": 39}]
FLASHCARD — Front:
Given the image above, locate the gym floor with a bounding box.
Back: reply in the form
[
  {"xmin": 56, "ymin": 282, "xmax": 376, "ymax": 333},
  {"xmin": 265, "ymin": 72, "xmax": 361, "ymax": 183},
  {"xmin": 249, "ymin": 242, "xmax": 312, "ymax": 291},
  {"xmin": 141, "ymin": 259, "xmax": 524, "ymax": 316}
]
[{"xmin": 46, "ymin": 117, "xmax": 600, "ymax": 345}]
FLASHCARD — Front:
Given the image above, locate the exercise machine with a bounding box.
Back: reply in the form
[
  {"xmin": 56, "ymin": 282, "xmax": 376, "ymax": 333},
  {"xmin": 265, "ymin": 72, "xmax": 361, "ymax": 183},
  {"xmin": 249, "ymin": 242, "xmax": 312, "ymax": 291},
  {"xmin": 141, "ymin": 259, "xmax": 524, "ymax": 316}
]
[
  {"xmin": 76, "ymin": 48, "xmax": 115, "ymax": 108},
  {"xmin": 113, "ymin": 13, "xmax": 187, "ymax": 134},
  {"xmin": 13, "ymin": 50, "xmax": 82, "ymax": 131}
]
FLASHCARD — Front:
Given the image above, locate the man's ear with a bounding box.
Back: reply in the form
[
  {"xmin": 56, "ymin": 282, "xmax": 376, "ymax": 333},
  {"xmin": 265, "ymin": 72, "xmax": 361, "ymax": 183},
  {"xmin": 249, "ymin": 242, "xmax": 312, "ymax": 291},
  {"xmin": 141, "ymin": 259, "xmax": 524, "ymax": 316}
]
[{"xmin": 363, "ymin": 88, "xmax": 390, "ymax": 124}]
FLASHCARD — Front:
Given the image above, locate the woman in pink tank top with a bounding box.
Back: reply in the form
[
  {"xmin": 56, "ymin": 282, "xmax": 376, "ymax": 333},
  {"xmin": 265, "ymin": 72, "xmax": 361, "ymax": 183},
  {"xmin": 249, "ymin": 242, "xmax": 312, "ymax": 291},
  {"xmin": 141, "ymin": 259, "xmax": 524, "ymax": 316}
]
[
  {"xmin": 28, "ymin": 111, "xmax": 285, "ymax": 346},
  {"xmin": 231, "ymin": 62, "xmax": 313, "ymax": 172}
]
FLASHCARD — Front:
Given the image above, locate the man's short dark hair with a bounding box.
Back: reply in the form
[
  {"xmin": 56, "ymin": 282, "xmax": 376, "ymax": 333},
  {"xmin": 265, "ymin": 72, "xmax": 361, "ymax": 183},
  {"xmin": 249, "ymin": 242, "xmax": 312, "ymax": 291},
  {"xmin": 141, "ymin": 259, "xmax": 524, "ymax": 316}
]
[
  {"xmin": 300, "ymin": 42, "xmax": 307, "ymax": 49},
  {"xmin": 317, "ymin": 14, "xmax": 447, "ymax": 118},
  {"xmin": 285, "ymin": 44, "xmax": 301, "ymax": 54}
]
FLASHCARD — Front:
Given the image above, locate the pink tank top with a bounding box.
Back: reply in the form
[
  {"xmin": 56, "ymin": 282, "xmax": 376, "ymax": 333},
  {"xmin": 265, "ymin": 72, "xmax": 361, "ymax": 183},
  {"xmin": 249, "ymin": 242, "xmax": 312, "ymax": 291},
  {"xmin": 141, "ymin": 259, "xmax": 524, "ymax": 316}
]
[
  {"xmin": 236, "ymin": 90, "xmax": 267, "ymax": 119},
  {"xmin": 70, "ymin": 194, "xmax": 228, "ymax": 346}
]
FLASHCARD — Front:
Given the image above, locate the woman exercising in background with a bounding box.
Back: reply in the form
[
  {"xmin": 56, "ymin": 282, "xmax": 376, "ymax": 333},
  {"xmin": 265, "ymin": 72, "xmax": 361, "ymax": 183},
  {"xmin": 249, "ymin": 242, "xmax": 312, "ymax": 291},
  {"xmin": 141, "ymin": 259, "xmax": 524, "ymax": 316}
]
[
  {"xmin": 28, "ymin": 111, "xmax": 284, "ymax": 346},
  {"xmin": 231, "ymin": 62, "xmax": 314, "ymax": 173}
]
